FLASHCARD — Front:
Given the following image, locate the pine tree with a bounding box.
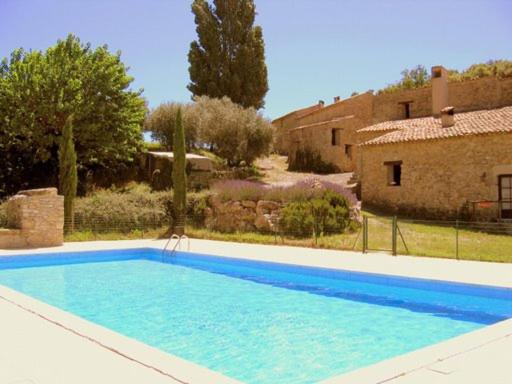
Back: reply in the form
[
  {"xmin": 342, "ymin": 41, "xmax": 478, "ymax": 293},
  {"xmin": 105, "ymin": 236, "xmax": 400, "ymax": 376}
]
[
  {"xmin": 172, "ymin": 108, "xmax": 187, "ymax": 234},
  {"xmin": 59, "ymin": 115, "xmax": 78, "ymax": 231},
  {"xmin": 188, "ymin": 0, "xmax": 268, "ymax": 109}
]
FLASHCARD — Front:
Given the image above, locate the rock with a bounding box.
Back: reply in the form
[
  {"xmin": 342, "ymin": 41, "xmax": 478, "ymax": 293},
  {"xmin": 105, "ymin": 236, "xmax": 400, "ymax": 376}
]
[
  {"xmin": 207, "ymin": 199, "xmax": 282, "ymax": 233},
  {"xmin": 241, "ymin": 200, "xmax": 257, "ymax": 209},
  {"xmin": 350, "ymin": 201, "xmax": 362, "ymax": 223},
  {"xmin": 255, "ymin": 214, "xmax": 272, "ymax": 231},
  {"xmin": 256, "ymin": 200, "xmax": 280, "ymax": 216}
]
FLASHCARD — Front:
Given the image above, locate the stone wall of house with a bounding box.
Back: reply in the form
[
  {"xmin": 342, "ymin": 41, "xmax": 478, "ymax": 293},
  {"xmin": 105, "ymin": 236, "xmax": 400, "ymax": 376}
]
[
  {"xmin": 0, "ymin": 188, "xmax": 64, "ymax": 248},
  {"xmin": 449, "ymin": 77, "xmax": 512, "ymax": 112},
  {"xmin": 372, "ymin": 77, "xmax": 512, "ymax": 124},
  {"xmin": 372, "ymin": 87, "xmax": 432, "ymax": 122},
  {"xmin": 360, "ymin": 134, "xmax": 512, "ymax": 219},
  {"xmin": 273, "ymin": 118, "xmax": 287, "ymax": 155},
  {"xmin": 286, "ymin": 93, "xmax": 375, "ymax": 172},
  {"xmin": 274, "ymin": 103, "xmax": 323, "ymax": 154},
  {"xmin": 289, "ymin": 116, "xmax": 365, "ymax": 171},
  {"xmin": 500, "ymin": 78, "xmax": 512, "ymax": 106},
  {"xmin": 297, "ymin": 93, "xmax": 374, "ymax": 127}
]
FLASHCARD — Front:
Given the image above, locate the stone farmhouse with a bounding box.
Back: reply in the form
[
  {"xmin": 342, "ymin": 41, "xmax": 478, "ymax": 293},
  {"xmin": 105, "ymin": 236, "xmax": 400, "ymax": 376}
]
[{"xmin": 273, "ymin": 66, "xmax": 512, "ymax": 219}]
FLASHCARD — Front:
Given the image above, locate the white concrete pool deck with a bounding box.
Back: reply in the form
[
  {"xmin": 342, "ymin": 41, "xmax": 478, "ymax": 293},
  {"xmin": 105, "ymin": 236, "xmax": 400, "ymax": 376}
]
[{"xmin": 1, "ymin": 238, "xmax": 511, "ymax": 384}]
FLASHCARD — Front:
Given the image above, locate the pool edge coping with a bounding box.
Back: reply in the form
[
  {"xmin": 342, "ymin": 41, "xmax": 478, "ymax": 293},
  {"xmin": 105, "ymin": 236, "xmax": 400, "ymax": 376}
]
[
  {"xmin": 319, "ymin": 317, "xmax": 512, "ymax": 383},
  {"xmin": 0, "ymin": 283, "xmax": 242, "ymax": 384},
  {"xmin": 3, "ymin": 238, "xmax": 511, "ymax": 288}
]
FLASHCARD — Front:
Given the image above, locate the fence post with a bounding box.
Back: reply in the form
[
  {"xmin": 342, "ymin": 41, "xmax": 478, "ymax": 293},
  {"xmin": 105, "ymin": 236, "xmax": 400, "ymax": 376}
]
[
  {"xmin": 392, "ymin": 216, "xmax": 397, "ymax": 256},
  {"xmin": 455, "ymin": 219, "xmax": 459, "ymax": 260},
  {"xmin": 362, "ymin": 215, "xmax": 368, "ymax": 253}
]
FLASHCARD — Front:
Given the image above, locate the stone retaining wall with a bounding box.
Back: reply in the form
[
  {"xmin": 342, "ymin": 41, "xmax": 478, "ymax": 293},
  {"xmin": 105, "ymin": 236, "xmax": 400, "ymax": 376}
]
[
  {"xmin": 205, "ymin": 198, "xmax": 281, "ymax": 233},
  {"xmin": 0, "ymin": 188, "xmax": 64, "ymax": 248}
]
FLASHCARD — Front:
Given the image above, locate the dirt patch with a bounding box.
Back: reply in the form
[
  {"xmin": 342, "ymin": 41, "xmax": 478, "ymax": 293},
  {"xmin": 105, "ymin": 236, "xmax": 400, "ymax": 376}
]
[{"xmin": 255, "ymin": 155, "xmax": 353, "ymax": 187}]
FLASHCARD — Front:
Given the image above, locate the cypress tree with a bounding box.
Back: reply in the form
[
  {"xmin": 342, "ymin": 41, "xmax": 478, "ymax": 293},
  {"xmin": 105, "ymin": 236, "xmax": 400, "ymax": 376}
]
[
  {"xmin": 172, "ymin": 108, "xmax": 187, "ymax": 234},
  {"xmin": 188, "ymin": 0, "xmax": 268, "ymax": 109},
  {"xmin": 58, "ymin": 115, "xmax": 78, "ymax": 231}
]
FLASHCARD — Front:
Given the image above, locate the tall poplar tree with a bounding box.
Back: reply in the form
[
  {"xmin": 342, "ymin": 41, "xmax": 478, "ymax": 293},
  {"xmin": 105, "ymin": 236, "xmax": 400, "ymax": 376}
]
[
  {"xmin": 188, "ymin": 0, "xmax": 268, "ymax": 109},
  {"xmin": 172, "ymin": 108, "xmax": 187, "ymax": 234},
  {"xmin": 59, "ymin": 115, "xmax": 78, "ymax": 231}
]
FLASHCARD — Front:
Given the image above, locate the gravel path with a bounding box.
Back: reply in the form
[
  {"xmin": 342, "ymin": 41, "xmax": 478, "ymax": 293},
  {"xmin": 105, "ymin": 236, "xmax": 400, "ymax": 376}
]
[{"xmin": 255, "ymin": 155, "xmax": 354, "ymax": 186}]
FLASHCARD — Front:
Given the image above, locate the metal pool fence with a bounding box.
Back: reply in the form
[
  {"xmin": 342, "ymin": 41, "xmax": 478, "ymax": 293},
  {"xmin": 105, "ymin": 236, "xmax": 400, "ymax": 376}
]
[
  {"xmin": 62, "ymin": 214, "xmax": 512, "ymax": 263},
  {"xmin": 361, "ymin": 216, "xmax": 512, "ymax": 262}
]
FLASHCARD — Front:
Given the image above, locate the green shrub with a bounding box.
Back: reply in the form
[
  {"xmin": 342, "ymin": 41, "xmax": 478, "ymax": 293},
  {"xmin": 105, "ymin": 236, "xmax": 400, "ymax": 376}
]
[
  {"xmin": 71, "ymin": 183, "xmax": 216, "ymax": 232},
  {"xmin": 73, "ymin": 183, "xmax": 170, "ymax": 232},
  {"xmin": 288, "ymin": 148, "xmax": 340, "ymax": 174},
  {"xmin": 144, "ymin": 142, "xmax": 164, "ymax": 151},
  {"xmin": 231, "ymin": 165, "xmax": 263, "ymax": 181},
  {"xmin": 279, "ymin": 189, "xmax": 353, "ymax": 238},
  {"xmin": 187, "ymin": 191, "xmax": 212, "ymax": 226},
  {"xmin": 279, "ymin": 202, "xmax": 314, "ymax": 237}
]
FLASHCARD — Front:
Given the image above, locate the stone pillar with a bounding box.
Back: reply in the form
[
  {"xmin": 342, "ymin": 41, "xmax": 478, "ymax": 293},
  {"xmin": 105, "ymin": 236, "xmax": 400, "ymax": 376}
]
[{"xmin": 0, "ymin": 188, "xmax": 64, "ymax": 248}]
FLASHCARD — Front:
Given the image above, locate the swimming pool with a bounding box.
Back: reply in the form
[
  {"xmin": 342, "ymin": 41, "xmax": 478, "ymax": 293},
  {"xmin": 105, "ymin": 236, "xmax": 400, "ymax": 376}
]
[{"xmin": 0, "ymin": 248, "xmax": 510, "ymax": 384}]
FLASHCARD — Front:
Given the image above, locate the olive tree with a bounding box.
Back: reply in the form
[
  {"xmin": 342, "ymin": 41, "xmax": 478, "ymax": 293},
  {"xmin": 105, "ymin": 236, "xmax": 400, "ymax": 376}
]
[
  {"xmin": 144, "ymin": 102, "xmax": 199, "ymax": 150},
  {"xmin": 194, "ymin": 96, "xmax": 274, "ymax": 166},
  {"xmin": 145, "ymin": 96, "xmax": 274, "ymax": 166}
]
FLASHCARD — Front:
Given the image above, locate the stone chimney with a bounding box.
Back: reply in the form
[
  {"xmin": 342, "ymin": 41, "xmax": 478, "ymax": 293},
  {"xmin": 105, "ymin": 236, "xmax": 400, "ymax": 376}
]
[
  {"xmin": 333, "ymin": 96, "xmax": 340, "ymax": 103},
  {"xmin": 318, "ymin": 100, "xmax": 325, "ymax": 107},
  {"xmin": 431, "ymin": 66, "xmax": 448, "ymax": 117},
  {"xmin": 441, "ymin": 106, "xmax": 455, "ymax": 128}
]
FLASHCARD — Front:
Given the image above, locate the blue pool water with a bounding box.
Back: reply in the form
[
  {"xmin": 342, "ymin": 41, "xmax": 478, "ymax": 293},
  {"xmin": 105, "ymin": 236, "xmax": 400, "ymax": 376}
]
[{"xmin": 0, "ymin": 249, "xmax": 510, "ymax": 384}]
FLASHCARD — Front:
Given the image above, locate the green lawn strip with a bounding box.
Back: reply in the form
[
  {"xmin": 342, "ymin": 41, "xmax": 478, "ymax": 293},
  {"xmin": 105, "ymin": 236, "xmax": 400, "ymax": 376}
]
[{"xmin": 64, "ymin": 219, "xmax": 512, "ymax": 263}]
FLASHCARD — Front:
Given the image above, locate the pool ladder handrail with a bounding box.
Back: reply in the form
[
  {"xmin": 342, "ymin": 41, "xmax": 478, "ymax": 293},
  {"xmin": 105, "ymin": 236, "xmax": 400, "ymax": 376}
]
[{"xmin": 162, "ymin": 234, "xmax": 190, "ymax": 260}]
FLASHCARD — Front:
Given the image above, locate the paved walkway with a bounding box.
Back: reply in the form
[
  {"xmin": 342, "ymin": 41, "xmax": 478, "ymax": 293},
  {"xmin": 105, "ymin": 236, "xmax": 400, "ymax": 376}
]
[
  {"xmin": 0, "ymin": 297, "xmax": 182, "ymax": 384},
  {"xmin": 1, "ymin": 239, "xmax": 511, "ymax": 383}
]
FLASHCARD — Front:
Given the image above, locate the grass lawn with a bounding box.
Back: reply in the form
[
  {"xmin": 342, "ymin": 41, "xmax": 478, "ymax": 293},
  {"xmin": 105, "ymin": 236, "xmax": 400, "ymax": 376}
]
[{"xmin": 64, "ymin": 214, "xmax": 512, "ymax": 263}]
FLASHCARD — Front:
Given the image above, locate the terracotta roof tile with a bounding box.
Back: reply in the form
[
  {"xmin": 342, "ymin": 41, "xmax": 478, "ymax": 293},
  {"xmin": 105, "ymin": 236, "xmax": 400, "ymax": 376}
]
[{"xmin": 360, "ymin": 106, "xmax": 512, "ymax": 146}]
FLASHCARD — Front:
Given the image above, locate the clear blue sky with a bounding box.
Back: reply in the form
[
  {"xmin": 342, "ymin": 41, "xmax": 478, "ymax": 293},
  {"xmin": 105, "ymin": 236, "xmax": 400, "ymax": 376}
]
[{"xmin": 1, "ymin": 0, "xmax": 511, "ymax": 119}]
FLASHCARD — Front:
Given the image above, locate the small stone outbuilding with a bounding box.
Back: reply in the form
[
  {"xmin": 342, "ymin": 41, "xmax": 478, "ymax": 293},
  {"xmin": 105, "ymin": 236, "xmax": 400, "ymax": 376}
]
[
  {"xmin": 140, "ymin": 151, "xmax": 214, "ymax": 190},
  {"xmin": 0, "ymin": 188, "xmax": 64, "ymax": 248}
]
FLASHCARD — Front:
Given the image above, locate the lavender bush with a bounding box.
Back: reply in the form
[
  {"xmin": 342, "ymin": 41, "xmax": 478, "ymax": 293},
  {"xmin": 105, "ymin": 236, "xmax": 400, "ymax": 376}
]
[
  {"xmin": 212, "ymin": 177, "xmax": 358, "ymax": 206},
  {"xmin": 212, "ymin": 179, "xmax": 267, "ymax": 202}
]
